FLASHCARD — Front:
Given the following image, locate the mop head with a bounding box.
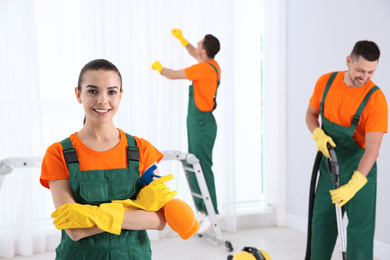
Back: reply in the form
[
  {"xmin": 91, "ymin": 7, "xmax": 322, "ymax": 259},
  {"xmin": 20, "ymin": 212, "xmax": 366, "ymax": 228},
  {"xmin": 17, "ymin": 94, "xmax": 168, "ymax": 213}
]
[{"xmin": 228, "ymin": 246, "xmax": 270, "ymax": 260}]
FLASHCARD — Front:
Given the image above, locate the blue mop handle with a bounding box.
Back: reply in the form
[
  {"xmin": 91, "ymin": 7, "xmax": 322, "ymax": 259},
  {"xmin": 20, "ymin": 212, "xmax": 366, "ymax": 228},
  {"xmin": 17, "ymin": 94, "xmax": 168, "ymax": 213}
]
[{"xmin": 140, "ymin": 164, "xmax": 160, "ymax": 186}]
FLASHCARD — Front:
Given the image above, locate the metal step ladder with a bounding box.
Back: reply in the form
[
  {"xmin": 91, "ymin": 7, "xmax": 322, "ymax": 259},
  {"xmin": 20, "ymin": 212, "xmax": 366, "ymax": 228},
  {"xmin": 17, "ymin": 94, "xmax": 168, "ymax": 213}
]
[
  {"xmin": 0, "ymin": 157, "xmax": 42, "ymax": 190},
  {"xmin": 161, "ymin": 150, "xmax": 233, "ymax": 252}
]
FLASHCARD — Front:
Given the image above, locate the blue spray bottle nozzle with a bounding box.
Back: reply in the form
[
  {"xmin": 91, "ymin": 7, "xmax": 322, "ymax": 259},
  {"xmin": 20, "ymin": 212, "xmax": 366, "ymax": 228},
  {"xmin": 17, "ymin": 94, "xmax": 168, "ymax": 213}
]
[{"xmin": 140, "ymin": 164, "xmax": 160, "ymax": 186}]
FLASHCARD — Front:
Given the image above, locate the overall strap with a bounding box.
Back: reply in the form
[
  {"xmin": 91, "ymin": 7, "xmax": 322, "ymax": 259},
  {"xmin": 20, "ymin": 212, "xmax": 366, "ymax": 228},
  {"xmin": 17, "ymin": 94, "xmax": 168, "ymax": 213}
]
[
  {"xmin": 351, "ymin": 86, "xmax": 379, "ymax": 126},
  {"xmin": 125, "ymin": 133, "xmax": 140, "ymax": 174},
  {"xmin": 320, "ymin": 71, "xmax": 338, "ymax": 120},
  {"xmin": 207, "ymin": 62, "xmax": 220, "ymax": 86},
  {"xmin": 60, "ymin": 137, "xmax": 81, "ymax": 173},
  {"xmin": 60, "ymin": 134, "xmax": 140, "ymax": 173},
  {"xmin": 208, "ymin": 62, "xmax": 220, "ymax": 110}
]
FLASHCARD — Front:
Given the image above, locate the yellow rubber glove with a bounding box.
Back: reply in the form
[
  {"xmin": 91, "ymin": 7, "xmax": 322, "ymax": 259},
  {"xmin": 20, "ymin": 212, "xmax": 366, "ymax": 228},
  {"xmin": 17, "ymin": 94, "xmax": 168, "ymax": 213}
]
[
  {"xmin": 51, "ymin": 202, "xmax": 124, "ymax": 235},
  {"xmin": 112, "ymin": 198, "xmax": 146, "ymax": 211},
  {"xmin": 171, "ymin": 28, "xmax": 189, "ymax": 47},
  {"xmin": 312, "ymin": 127, "xmax": 336, "ymax": 158},
  {"xmin": 151, "ymin": 61, "xmax": 163, "ymax": 74},
  {"xmin": 113, "ymin": 174, "xmax": 177, "ymax": 212},
  {"xmin": 330, "ymin": 171, "xmax": 367, "ymax": 208}
]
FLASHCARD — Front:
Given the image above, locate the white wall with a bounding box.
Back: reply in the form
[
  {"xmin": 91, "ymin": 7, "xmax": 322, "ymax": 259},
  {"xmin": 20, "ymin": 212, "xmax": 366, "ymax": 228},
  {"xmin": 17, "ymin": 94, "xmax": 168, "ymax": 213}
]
[{"xmin": 285, "ymin": 0, "xmax": 390, "ymax": 257}]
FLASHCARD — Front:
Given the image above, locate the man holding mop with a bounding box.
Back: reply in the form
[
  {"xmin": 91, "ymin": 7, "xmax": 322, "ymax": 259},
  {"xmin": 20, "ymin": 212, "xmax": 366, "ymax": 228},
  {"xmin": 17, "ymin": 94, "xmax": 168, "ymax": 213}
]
[{"xmin": 306, "ymin": 40, "xmax": 388, "ymax": 259}]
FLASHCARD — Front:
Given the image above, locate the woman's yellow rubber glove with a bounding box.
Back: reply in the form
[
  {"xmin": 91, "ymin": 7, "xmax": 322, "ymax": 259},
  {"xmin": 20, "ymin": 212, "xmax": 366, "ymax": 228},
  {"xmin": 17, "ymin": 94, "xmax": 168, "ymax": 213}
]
[
  {"xmin": 113, "ymin": 174, "xmax": 177, "ymax": 212},
  {"xmin": 51, "ymin": 203, "xmax": 125, "ymax": 235},
  {"xmin": 171, "ymin": 28, "xmax": 189, "ymax": 47},
  {"xmin": 312, "ymin": 127, "xmax": 336, "ymax": 158},
  {"xmin": 330, "ymin": 171, "xmax": 367, "ymax": 208},
  {"xmin": 151, "ymin": 61, "xmax": 163, "ymax": 74}
]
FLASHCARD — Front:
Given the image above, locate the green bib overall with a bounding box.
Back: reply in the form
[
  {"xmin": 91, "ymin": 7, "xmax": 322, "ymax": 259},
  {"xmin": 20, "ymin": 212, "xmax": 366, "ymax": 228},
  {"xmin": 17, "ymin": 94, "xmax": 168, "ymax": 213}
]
[
  {"xmin": 187, "ymin": 63, "xmax": 220, "ymax": 214},
  {"xmin": 311, "ymin": 72, "xmax": 378, "ymax": 260},
  {"xmin": 55, "ymin": 134, "xmax": 152, "ymax": 260}
]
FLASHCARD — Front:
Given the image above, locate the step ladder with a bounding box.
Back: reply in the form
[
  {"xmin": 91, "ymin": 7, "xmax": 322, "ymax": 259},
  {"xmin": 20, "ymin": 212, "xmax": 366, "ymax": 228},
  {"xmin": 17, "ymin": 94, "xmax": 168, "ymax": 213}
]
[
  {"xmin": 161, "ymin": 150, "xmax": 233, "ymax": 252},
  {"xmin": 0, "ymin": 157, "xmax": 42, "ymax": 190}
]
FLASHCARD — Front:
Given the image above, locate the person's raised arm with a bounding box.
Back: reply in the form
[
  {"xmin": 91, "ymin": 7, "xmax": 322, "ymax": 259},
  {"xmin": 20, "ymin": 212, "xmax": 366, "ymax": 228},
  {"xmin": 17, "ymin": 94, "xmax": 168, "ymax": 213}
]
[
  {"xmin": 151, "ymin": 61, "xmax": 187, "ymax": 80},
  {"xmin": 171, "ymin": 28, "xmax": 201, "ymax": 62},
  {"xmin": 184, "ymin": 43, "xmax": 201, "ymax": 62}
]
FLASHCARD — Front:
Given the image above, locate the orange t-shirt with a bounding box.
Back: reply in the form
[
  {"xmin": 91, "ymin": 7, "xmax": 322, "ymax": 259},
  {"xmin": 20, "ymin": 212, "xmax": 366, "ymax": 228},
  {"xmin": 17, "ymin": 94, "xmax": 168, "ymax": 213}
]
[
  {"xmin": 310, "ymin": 71, "xmax": 388, "ymax": 148},
  {"xmin": 184, "ymin": 60, "xmax": 221, "ymax": 111},
  {"xmin": 40, "ymin": 129, "xmax": 163, "ymax": 189}
]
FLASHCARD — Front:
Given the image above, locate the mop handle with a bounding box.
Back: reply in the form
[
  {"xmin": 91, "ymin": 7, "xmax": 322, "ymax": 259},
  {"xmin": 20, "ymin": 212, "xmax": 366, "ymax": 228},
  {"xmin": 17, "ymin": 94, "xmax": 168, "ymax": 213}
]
[{"xmin": 327, "ymin": 145, "xmax": 347, "ymax": 260}]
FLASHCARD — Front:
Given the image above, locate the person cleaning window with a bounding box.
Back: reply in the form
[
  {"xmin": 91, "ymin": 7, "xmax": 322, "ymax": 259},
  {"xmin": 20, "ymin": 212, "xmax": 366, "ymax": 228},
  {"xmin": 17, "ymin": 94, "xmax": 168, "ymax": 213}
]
[
  {"xmin": 152, "ymin": 29, "xmax": 221, "ymax": 233},
  {"xmin": 40, "ymin": 59, "xmax": 177, "ymax": 260},
  {"xmin": 305, "ymin": 40, "xmax": 388, "ymax": 259}
]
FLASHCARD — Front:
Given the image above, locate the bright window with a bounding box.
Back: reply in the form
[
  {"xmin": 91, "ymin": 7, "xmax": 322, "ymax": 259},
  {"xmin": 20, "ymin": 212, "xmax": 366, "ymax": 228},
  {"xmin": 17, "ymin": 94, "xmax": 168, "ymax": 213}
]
[{"xmin": 233, "ymin": 0, "xmax": 264, "ymax": 208}]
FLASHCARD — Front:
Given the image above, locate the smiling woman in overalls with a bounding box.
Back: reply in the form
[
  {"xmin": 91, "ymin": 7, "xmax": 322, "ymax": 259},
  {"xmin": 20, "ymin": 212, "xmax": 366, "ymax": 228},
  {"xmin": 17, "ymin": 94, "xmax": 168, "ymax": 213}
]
[
  {"xmin": 40, "ymin": 59, "xmax": 176, "ymax": 259},
  {"xmin": 152, "ymin": 29, "xmax": 221, "ymax": 233},
  {"xmin": 306, "ymin": 41, "xmax": 388, "ymax": 259}
]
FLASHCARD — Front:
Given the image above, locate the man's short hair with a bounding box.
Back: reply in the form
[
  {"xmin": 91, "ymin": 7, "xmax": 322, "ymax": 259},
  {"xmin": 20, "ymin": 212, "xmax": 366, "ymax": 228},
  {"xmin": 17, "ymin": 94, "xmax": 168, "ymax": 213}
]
[
  {"xmin": 203, "ymin": 34, "xmax": 220, "ymax": 59},
  {"xmin": 351, "ymin": 40, "xmax": 380, "ymax": 62}
]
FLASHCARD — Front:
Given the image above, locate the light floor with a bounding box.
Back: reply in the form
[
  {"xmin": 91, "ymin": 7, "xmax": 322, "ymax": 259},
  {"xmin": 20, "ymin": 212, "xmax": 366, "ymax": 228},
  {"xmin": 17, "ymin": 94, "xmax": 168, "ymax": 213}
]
[{"xmin": 0, "ymin": 227, "xmax": 381, "ymax": 260}]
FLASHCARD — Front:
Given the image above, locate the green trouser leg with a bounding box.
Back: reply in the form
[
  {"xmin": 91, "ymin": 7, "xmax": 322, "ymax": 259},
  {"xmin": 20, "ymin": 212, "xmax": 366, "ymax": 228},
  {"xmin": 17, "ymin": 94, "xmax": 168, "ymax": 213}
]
[
  {"xmin": 187, "ymin": 112, "xmax": 219, "ymax": 214},
  {"xmin": 345, "ymin": 164, "xmax": 376, "ymax": 260},
  {"xmin": 311, "ymin": 162, "xmax": 339, "ymax": 260},
  {"xmin": 311, "ymin": 158, "xmax": 376, "ymax": 260}
]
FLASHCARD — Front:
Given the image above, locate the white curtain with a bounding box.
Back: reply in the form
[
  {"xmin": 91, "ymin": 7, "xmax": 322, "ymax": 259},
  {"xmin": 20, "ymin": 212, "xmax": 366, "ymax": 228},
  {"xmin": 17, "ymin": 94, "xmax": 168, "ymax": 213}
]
[
  {"xmin": 0, "ymin": 0, "xmax": 54, "ymax": 257},
  {"xmin": 0, "ymin": 0, "xmax": 237, "ymax": 256}
]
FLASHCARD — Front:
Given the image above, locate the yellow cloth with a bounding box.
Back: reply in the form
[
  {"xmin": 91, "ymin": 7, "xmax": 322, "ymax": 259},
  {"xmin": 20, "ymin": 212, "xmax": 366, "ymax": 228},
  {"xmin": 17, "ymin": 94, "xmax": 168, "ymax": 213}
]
[
  {"xmin": 171, "ymin": 28, "xmax": 189, "ymax": 47},
  {"xmin": 312, "ymin": 127, "xmax": 336, "ymax": 158},
  {"xmin": 330, "ymin": 170, "xmax": 367, "ymax": 207},
  {"xmin": 51, "ymin": 202, "xmax": 125, "ymax": 235},
  {"xmin": 152, "ymin": 61, "xmax": 163, "ymax": 74},
  {"xmin": 113, "ymin": 174, "xmax": 177, "ymax": 211}
]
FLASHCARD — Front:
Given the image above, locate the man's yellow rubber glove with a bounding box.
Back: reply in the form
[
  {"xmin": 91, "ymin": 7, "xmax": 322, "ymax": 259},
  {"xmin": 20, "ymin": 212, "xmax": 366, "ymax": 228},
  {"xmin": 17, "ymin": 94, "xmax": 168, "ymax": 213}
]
[
  {"xmin": 151, "ymin": 61, "xmax": 163, "ymax": 74},
  {"xmin": 312, "ymin": 127, "xmax": 336, "ymax": 158},
  {"xmin": 171, "ymin": 28, "xmax": 189, "ymax": 47},
  {"xmin": 51, "ymin": 202, "xmax": 125, "ymax": 235},
  {"xmin": 113, "ymin": 174, "xmax": 177, "ymax": 212},
  {"xmin": 330, "ymin": 171, "xmax": 367, "ymax": 208}
]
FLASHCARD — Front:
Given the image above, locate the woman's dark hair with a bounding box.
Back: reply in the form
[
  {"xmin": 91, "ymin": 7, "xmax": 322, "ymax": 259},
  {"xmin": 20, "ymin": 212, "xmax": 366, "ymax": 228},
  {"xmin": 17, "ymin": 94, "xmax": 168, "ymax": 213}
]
[
  {"xmin": 351, "ymin": 40, "xmax": 380, "ymax": 62},
  {"xmin": 77, "ymin": 59, "xmax": 122, "ymax": 91},
  {"xmin": 203, "ymin": 34, "xmax": 220, "ymax": 59}
]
